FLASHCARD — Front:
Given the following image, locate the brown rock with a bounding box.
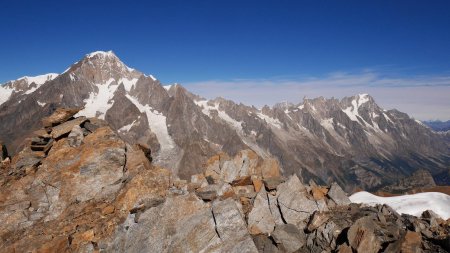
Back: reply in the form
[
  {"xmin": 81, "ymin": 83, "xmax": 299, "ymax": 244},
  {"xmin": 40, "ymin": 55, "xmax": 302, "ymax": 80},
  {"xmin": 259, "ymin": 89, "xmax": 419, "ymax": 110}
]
[
  {"xmin": 231, "ymin": 176, "xmax": 252, "ymax": 186},
  {"xmin": 51, "ymin": 117, "xmax": 87, "ymax": 139},
  {"xmin": 260, "ymin": 158, "xmax": 281, "ymax": 179},
  {"xmin": 401, "ymin": 231, "xmax": 422, "ymax": 253},
  {"xmin": 307, "ymin": 211, "xmax": 331, "ymax": 232},
  {"xmin": 347, "ymin": 217, "xmax": 382, "ymax": 253},
  {"xmin": 252, "ymin": 178, "xmax": 263, "ymax": 192},
  {"xmin": 102, "ymin": 205, "xmax": 115, "ymax": 215},
  {"xmin": 233, "ymin": 185, "xmax": 256, "ymax": 198},
  {"xmin": 42, "ymin": 107, "xmax": 81, "ymax": 127},
  {"xmin": 311, "ymin": 186, "xmax": 328, "ymax": 200}
]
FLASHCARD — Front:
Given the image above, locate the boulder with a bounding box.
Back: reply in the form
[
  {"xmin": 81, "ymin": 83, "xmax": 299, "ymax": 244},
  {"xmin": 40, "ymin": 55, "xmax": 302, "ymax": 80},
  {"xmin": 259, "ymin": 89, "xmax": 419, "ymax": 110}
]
[
  {"xmin": 276, "ymin": 175, "xmax": 318, "ymax": 229},
  {"xmin": 248, "ymin": 187, "xmax": 275, "ymax": 235},
  {"xmin": 263, "ymin": 177, "xmax": 285, "ymax": 190},
  {"xmin": 347, "ymin": 216, "xmax": 382, "ymax": 253},
  {"xmin": 260, "ymin": 158, "xmax": 281, "ymax": 179},
  {"xmin": 327, "ymin": 182, "xmax": 351, "ymax": 206},
  {"xmin": 67, "ymin": 125, "xmax": 84, "ymax": 147},
  {"xmin": 41, "ymin": 107, "xmax": 81, "ymax": 127},
  {"xmin": 195, "ymin": 184, "xmax": 218, "ymax": 201},
  {"xmin": 51, "ymin": 117, "xmax": 87, "ymax": 139},
  {"xmin": 212, "ymin": 198, "xmax": 259, "ymax": 253},
  {"xmin": 252, "ymin": 234, "xmax": 279, "ymax": 253},
  {"xmin": 272, "ymin": 224, "xmax": 306, "ymax": 253}
]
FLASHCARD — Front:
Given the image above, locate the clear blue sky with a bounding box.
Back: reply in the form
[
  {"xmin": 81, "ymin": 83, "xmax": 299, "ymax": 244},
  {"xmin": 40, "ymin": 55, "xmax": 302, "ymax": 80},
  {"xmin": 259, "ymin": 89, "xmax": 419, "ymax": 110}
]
[{"xmin": 1, "ymin": 1, "xmax": 450, "ymax": 119}]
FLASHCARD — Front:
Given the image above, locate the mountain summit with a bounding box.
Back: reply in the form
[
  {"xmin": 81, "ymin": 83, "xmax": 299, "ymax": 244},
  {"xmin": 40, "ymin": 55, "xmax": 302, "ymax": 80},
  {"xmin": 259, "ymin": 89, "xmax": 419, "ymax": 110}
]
[{"xmin": 0, "ymin": 51, "xmax": 449, "ymax": 191}]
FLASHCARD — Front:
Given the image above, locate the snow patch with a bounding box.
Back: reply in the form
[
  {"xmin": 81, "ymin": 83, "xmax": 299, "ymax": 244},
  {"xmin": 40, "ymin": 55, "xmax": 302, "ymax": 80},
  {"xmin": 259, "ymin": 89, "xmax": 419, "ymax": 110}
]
[
  {"xmin": 87, "ymin": 50, "xmax": 115, "ymax": 58},
  {"xmin": 163, "ymin": 85, "xmax": 172, "ymax": 91},
  {"xmin": 257, "ymin": 112, "xmax": 283, "ymax": 129},
  {"xmin": 126, "ymin": 95, "xmax": 176, "ymax": 152},
  {"xmin": 350, "ymin": 191, "xmax": 450, "ymax": 219},
  {"xmin": 76, "ymin": 78, "xmax": 117, "ymax": 119},
  {"xmin": 119, "ymin": 120, "xmax": 136, "ymax": 132},
  {"xmin": 18, "ymin": 73, "xmax": 59, "ymax": 86},
  {"xmin": 0, "ymin": 86, "xmax": 13, "ymax": 105},
  {"xmin": 37, "ymin": 101, "xmax": 46, "ymax": 107},
  {"xmin": 119, "ymin": 78, "xmax": 139, "ymax": 92}
]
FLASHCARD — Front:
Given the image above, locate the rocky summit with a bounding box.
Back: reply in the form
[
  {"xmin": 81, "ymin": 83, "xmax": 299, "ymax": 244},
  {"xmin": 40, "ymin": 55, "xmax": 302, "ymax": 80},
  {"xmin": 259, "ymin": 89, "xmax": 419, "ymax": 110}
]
[
  {"xmin": 0, "ymin": 109, "xmax": 449, "ymax": 252},
  {"xmin": 0, "ymin": 51, "xmax": 449, "ymax": 193}
]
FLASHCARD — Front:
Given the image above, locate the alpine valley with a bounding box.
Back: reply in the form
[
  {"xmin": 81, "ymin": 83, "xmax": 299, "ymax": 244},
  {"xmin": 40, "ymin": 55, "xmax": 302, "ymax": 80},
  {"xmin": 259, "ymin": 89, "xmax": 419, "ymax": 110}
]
[{"xmin": 1, "ymin": 51, "xmax": 449, "ymax": 192}]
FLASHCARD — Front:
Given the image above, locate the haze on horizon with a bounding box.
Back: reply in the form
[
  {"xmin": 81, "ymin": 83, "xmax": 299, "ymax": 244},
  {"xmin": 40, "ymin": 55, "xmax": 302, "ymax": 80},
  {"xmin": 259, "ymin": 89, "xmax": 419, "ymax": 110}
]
[{"xmin": 1, "ymin": 0, "xmax": 449, "ymax": 120}]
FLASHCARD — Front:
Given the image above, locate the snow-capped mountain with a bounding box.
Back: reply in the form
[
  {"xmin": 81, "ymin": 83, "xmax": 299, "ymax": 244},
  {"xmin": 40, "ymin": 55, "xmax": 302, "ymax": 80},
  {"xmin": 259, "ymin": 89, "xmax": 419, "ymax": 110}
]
[{"xmin": 1, "ymin": 51, "xmax": 449, "ymax": 191}]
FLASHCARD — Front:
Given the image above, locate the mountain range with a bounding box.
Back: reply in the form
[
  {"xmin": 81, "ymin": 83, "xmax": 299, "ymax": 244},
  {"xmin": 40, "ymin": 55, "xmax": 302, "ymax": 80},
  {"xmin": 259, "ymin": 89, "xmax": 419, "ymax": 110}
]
[{"xmin": 1, "ymin": 51, "xmax": 449, "ymax": 192}]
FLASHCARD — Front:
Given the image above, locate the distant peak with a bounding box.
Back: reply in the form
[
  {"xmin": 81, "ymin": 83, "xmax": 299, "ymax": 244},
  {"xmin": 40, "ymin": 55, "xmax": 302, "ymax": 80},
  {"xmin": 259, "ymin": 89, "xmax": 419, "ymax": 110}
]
[{"xmin": 86, "ymin": 50, "xmax": 116, "ymax": 58}]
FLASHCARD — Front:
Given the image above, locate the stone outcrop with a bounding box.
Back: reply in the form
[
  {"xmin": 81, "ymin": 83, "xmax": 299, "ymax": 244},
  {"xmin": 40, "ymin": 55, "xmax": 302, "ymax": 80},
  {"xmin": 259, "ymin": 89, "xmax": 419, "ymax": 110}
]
[{"xmin": 0, "ymin": 109, "xmax": 448, "ymax": 253}]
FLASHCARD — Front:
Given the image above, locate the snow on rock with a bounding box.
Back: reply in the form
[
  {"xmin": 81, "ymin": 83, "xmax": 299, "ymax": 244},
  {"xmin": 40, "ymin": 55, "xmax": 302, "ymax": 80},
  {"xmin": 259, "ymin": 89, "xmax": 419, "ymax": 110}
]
[
  {"xmin": 257, "ymin": 112, "xmax": 283, "ymax": 129},
  {"xmin": 118, "ymin": 78, "xmax": 139, "ymax": 92},
  {"xmin": 19, "ymin": 73, "xmax": 59, "ymax": 86},
  {"xmin": 342, "ymin": 94, "xmax": 370, "ymax": 122},
  {"xmin": 163, "ymin": 85, "xmax": 172, "ymax": 91},
  {"xmin": 119, "ymin": 120, "xmax": 137, "ymax": 132},
  {"xmin": 37, "ymin": 101, "xmax": 46, "ymax": 107},
  {"xmin": 350, "ymin": 191, "xmax": 450, "ymax": 219},
  {"xmin": 76, "ymin": 78, "xmax": 117, "ymax": 119},
  {"xmin": 125, "ymin": 94, "xmax": 176, "ymax": 152},
  {"xmin": 86, "ymin": 50, "xmax": 115, "ymax": 58},
  {"xmin": 0, "ymin": 86, "xmax": 13, "ymax": 105}
]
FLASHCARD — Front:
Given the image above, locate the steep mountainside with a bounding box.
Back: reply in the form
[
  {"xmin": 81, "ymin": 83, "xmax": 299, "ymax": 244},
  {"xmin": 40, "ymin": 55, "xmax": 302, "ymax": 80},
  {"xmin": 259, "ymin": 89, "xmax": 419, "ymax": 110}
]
[
  {"xmin": 0, "ymin": 111, "xmax": 448, "ymax": 252},
  {"xmin": 0, "ymin": 51, "xmax": 449, "ymax": 191}
]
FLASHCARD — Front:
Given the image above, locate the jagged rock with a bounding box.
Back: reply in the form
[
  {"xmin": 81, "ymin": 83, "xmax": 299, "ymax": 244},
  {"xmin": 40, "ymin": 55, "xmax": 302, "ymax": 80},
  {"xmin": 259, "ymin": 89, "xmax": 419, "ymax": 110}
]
[
  {"xmin": 401, "ymin": 231, "xmax": 422, "ymax": 253},
  {"xmin": 253, "ymin": 178, "xmax": 264, "ymax": 192},
  {"xmin": 212, "ymin": 198, "xmax": 259, "ymax": 253},
  {"xmin": 67, "ymin": 125, "xmax": 84, "ymax": 147},
  {"xmin": 248, "ymin": 187, "xmax": 275, "ymax": 235},
  {"xmin": 272, "ymin": 223, "xmax": 306, "ymax": 253},
  {"xmin": 307, "ymin": 211, "xmax": 331, "ymax": 232},
  {"xmin": 51, "ymin": 116, "xmax": 87, "ymax": 139},
  {"xmin": 233, "ymin": 185, "xmax": 257, "ymax": 198},
  {"xmin": 252, "ymin": 234, "xmax": 279, "ymax": 253},
  {"xmin": 231, "ymin": 175, "xmax": 253, "ymax": 186},
  {"xmin": 347, "ymin": 216, "xmax": 382, "ymax": 253},
  {"xmin": 260, "ymin": 158, "xmax": 281, "ymax": 179},
  {"xmin": 263, "ymin": 177, "xmax": 285, "ymax": 190},
  {"xmin": 311, "ymin": 185, "xmax": 328, "ymax": 200},
  {"xmin": 41, "ymin": 107, "xmax": 81, "ymax": 127},
  {"xmin": 191, "ymin": 173, "xmax": 208, "ymax": 187},
  {"xmin": 268, "ymin": 193, "xmax": 284, "ymax": 225},
  {"xmin": 327, "ymin": 182, "xmax": 351, "ymax": 206},
  {"xmin": 195, "ymin": 184, "xmax": 218, "ymax": 201},
  {"xmin": 276, "ymin": 175, "xmax": 318, "ymax": 229}
]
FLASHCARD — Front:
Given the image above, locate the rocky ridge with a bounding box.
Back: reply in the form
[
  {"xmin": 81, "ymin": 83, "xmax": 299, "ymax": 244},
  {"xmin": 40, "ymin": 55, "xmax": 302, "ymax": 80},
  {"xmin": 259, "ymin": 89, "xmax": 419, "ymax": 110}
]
[
  {"xmin": 0, "ymin": 109, "xmax": 449, "ymax": 252},
  {"xmin": 0, "ymin": 51, "xmax": 449, "ymax": 192}
]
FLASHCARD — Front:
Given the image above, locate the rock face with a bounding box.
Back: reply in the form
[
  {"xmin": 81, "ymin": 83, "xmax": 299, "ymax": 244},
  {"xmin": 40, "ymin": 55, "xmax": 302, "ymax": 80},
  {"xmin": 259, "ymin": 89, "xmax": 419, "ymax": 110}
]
[
  {"xmin": 0, "ymin": 51, "xmax": 449, "ymax": 192},
  {"xmin": 0, "ymin": 110, "xmax": 449, "ymax": 252}
]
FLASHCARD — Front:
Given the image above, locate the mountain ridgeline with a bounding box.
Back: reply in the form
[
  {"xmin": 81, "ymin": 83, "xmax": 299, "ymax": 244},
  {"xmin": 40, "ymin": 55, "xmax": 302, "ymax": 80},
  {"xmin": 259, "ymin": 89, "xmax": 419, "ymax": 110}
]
[{"xmin": 0, "ymin": 51, "xmax": 449, "ymax": 192}]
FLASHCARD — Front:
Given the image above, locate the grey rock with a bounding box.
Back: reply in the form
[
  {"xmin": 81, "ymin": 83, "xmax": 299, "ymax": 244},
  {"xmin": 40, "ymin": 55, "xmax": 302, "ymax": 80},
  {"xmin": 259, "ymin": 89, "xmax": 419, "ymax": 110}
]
[
  {"xmin": 248, "ymin": 187, "xmax": 275, "ymax": 235},
  {"xmin": 68, "ymin": 125, "xmax": 84, "ymax": 147},
  {"xmin": 212, "ymin": 198, "xmax": 259, "ymax": 253},
  {"xmin": 276, "ymin": 175, "xmax": 318, "ymax": 229},
  {"xmin": 327, "ymin": 182, "xmax": 351, "ymax": 206},
  {"xmin": 272, "ymin": 224, "xmax": 306, "ymax": 253}
]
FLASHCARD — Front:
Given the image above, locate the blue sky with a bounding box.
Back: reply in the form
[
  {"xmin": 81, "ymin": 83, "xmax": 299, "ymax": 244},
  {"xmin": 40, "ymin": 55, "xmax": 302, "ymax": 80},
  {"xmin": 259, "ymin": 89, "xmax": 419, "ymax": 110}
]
[{"xmin": 1, "ymin": 0, "xmax": 449, "ymax": 119}]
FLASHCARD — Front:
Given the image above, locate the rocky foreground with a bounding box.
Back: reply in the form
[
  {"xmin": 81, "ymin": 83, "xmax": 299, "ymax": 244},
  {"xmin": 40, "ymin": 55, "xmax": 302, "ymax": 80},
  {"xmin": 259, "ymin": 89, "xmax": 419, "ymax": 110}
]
[{"xmin": 0, "ymin": 109, "xmax": 449, "ymax": 252}]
